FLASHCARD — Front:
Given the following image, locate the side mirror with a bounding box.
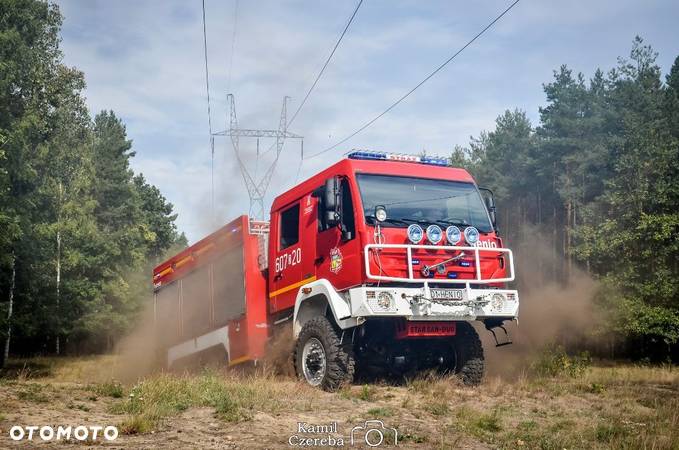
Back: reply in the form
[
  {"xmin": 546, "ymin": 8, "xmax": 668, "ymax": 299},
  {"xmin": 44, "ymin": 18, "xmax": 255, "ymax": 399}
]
[
  {"xmin": 324, "ymin": 177, "xmax": 341, "ymax": 226},
  {"xmin": 479, "ymin": 187, "xmax": 497, "ymax": 228}
]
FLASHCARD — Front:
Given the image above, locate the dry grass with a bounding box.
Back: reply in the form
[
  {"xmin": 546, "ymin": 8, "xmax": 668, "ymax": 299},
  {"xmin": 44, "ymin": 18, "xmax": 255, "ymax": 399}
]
[
  {"xmin": 110, "ymin": 369, "xmax": 319, "ymax": 433},
  {"xmin": 1, "ymin": 356, "xmax": 678, "ymax": 448},
  {"xmin": 0, "ymin": 355, "xmax": 123, "ymax": 383}
]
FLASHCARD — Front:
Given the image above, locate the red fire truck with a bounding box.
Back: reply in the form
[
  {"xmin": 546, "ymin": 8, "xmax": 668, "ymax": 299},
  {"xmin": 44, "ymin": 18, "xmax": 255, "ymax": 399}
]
[{"xmin": 153, "ymin": 151, "xmax": 518, "ymax": 390}]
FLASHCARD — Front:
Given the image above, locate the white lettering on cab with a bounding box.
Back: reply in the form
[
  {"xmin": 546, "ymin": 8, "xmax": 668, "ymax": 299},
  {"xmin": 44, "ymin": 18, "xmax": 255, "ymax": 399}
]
[{"xmin": 275, "ymin": 248, "xmax": 302, "ymax": 272}]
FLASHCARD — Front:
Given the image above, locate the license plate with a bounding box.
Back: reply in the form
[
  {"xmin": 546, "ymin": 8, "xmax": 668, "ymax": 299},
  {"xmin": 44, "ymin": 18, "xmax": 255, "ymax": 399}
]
[
  {"xmin": 396, "ymin": 321, "xmax": 457, "ymax": 338},
  {"xmin": 430, "ymin": 288, "xmax": 463, "ymax": 301}
]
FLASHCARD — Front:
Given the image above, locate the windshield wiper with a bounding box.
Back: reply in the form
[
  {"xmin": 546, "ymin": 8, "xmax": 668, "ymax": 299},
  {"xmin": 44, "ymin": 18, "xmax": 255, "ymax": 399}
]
[
  {"xmin": 434, "ymin": 218, "xmax": 470, "ymax": 227},
  {"xmin": 396, "ymin": 217, "xmax": 430, "ymax": 225},
  {"xmin": 365, "ymin": 215, "xmax": 410, "ymax": 226}
]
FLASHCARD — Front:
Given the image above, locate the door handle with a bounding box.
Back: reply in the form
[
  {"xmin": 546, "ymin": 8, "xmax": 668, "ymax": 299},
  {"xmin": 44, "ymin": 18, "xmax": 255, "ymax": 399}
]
[
  {"xmin": 274, "ymin": 272, "xmax": 283, "ymax": 281},
  {"xmin": 314, "ymin": 256, "xmax": 325, "ymax": 265}
]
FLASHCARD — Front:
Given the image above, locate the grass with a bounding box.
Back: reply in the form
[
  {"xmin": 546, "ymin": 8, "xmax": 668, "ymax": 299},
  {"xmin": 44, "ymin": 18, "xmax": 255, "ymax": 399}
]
[
  {"xmin": 17, "ymin": 383, "xmax": 49, "ymax": 403},
  {"xmin": 108, "ymin": 369, "xmax": 309, "ymax": 433},
  {"xmin": 92, "ymin": 380, "xmax": 124, "ymax": 398},
  {"xmin": 2, "ymin": 355, "xmax": 678, "ymax": 448},
  {"xmin": 595, "ymin": 421, "xmax": 630, "ymax": 443},
  {"xmin": 474, "ymin": 409, "xmax": 502, "ymax": 433},
  {"xmin": 424, "ymin": 401, "xmax": 450, "ymax": 417},
  {"xmin": 530, "ymin": 345, "xmax": 592, "ymax": 378},
  {"xmin": 480, "ymin": 365, "xmax": 678, "ymax": 449},
  {"xmin": 367, "ymin": 406, "xmax": 394, "ymax": 417},
  {"xmin": 454, "ymin": 406, "xmax": 503, "ymax": 440},
  {"xmin": 1, "ymin": 355, "xmax": 126, "ymax": 386},
  {"xmin": 357, "ymin": 384, "xmax": 378, "ymax": 401}
]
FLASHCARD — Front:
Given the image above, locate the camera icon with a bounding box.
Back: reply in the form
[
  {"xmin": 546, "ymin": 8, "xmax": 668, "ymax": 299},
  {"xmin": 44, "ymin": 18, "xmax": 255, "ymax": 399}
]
[{"xmin": 350, "ymin": 420, "xmax": 398, "ymax": 447}]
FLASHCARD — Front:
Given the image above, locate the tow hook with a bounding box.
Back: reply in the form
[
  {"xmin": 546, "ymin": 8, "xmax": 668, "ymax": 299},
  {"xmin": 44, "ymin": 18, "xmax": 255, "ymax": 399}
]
[{"xmin": 485, "ymin": 320, "xmax": 513, "ymax": 347}]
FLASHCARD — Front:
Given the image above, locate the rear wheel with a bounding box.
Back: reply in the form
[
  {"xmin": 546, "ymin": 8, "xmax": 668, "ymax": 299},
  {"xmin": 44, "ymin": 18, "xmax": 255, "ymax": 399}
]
[
  {"xmin": 294, "ymin": 317, "xmax": 355, "ymax": 391},
  {"xmin": 450, "ymin": 322, "xmax": 484, "ymax": 386}
]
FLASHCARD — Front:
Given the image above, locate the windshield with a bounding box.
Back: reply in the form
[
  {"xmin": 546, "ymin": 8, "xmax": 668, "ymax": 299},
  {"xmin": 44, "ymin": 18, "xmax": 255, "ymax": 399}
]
[{"xmin": 356, "ymin": 174, "xmax": 493, "ymax": 233}]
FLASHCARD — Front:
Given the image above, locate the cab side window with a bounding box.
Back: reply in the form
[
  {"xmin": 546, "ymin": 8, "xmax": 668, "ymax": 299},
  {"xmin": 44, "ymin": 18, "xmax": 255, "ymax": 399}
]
[
  {"xmin": 317, "ymin": 186, "xmax": 327, "ymax": 232},
  {"xmin": 340, "ymin": 179, "xmax": 356, "ymax": 240},
  {"xmin": 280, "ymin": 203, "xmax": 300, "ymax": 249}
]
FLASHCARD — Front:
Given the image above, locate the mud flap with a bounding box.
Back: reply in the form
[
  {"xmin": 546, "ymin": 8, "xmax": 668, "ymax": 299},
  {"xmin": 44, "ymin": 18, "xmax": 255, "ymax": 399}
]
[{"xmin": 485, "ymin": 322, "xmax": 513, "ymax": 347}]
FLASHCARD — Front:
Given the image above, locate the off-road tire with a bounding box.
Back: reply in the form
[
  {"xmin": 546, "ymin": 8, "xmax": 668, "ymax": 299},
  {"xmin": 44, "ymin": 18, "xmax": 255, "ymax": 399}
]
[
  {"xmin": 294, "ymin": 317, "xmax": 355, "ymax": 391},
  {"xmin": 453, "ymin": 322, "xmax": 485, "ymax": 386}
]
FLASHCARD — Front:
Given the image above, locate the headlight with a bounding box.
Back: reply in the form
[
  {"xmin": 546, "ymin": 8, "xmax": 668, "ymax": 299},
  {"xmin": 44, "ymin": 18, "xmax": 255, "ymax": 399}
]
[
  {"xmin": 377, "ymin": 291, "xmax": 394, "ymax": 309},
  {"xmin": 375, "ymin": 205, "xmax": 387, "ymax": 222},
  {"xmin": 491, "ymin": 293, "xmax": 506, "ymax": 312},
  {"xmin": 464, "ymin": 226, "xmax": 479, "ymax": 245},
  {"xmin": 426, "ymin": 224, "xmax": 443, "ymax": 244},
  {"xmin": 445, "ymin": 226, "xmax": 461, "ymax": 244},
  {"xmin": 407, "ymin": 224, "xmax": 424, "ymax": 244},
  {"xmin": 368, "ymin": 291, "xmax": 395, "ymax": 312}
]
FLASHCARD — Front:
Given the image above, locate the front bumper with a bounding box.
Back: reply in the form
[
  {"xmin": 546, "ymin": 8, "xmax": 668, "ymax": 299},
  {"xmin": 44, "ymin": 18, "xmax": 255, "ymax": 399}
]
[{"xmin": 347, "ymin": 285, "xmax": 519, "ymax": 321}]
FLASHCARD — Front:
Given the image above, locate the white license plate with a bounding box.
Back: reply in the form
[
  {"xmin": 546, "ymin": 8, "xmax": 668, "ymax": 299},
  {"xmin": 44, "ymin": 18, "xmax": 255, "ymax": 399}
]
[{"xmin": 430, "ymin": 288, "xmax": 463, "ymax": 301}]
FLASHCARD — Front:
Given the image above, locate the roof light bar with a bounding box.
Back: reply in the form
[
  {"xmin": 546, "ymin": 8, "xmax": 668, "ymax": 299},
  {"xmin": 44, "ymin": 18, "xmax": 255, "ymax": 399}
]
[{"xmin": 347, "ymin": 150, "xmax": 449, "ymax": 167}]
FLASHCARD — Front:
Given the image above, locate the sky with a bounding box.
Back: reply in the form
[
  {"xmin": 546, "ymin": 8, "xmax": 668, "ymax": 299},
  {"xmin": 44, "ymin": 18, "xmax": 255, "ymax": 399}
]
[{"xmin": 55, "ymin": 0, "xmax": 679, "ymax": 243}]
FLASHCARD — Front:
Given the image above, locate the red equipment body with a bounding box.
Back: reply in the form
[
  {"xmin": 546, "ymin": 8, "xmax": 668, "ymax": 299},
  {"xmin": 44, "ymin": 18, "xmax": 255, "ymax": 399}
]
[{"xmin": 152, "ymin": 216, "xmax": 268, "ymax": 366}]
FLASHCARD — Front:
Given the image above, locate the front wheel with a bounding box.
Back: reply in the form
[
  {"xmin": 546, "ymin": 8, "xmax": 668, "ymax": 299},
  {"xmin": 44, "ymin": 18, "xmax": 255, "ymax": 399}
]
[
  {"xmin": 449, "ymin": 322, "xmax": 485, "ymax": 386},
  {"xmin": 294, "ymin": 317, "xmax": 355, "ymax": 391}
]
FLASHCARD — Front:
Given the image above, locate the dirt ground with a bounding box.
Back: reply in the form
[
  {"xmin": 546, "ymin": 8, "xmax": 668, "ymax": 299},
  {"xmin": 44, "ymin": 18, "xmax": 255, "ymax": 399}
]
[
  {"xmin": 0, "ymin": 350, "xmax": 678, "ymax": 450},
  {"xmin": 0, "ymin": 373, "xmax": 484, "ymax": 449}
]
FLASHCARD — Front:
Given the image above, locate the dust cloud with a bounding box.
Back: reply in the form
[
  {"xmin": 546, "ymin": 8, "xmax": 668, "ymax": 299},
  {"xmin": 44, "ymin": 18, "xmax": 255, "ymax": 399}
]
[
  {"xmin": 111, "ymin": 301, "xmax": 161, "ymax": 382},
  {"xmin": 481, "ymin": 232, "xmax": 604, "ymax": 378},
  {"xmin": 260, "ymin": 322, "xmax": 295, "ymax": 377}
]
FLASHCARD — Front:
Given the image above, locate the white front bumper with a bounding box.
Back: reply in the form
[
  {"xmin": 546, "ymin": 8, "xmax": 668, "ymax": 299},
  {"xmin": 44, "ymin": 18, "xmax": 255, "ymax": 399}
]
[{"xmin": 348, "ymin": 286, "xmax": 519, "ymax": 321}]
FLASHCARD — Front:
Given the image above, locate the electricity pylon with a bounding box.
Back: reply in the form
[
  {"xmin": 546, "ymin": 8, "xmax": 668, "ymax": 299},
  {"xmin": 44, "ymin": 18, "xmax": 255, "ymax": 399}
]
[{"xmin": 213, "ymin": 94, "xmax": 303, "ymax": 218}]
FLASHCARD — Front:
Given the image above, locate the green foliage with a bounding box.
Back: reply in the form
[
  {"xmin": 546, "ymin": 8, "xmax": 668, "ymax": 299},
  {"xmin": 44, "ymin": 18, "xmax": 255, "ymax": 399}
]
[
  {"xmin": 17, "ymin": 383, "xmax": 48, "ymax": 403},
  {"xmin": 357, "ymin": 384, "xmax": 378, "ymax": 401},
  {"xmin": 424, "ymin": 401, "xmax": 449, "ymax": 416},
  {"xmin": 92, "ymin": 380, "xmax": 124, "ymax": 398},
  {"xmin": 0, "ymin": 0, "xmax": 186, "ymax": 358},
  {"xmin": 366, "ymin": 406, "xmax": 394, "ymax": 417},
  {"xmin": 594, "ymin": 421, "xmax": 630, "ymax": 443},
  {"xmin": 474, "ymin": 410, "xmax": 502, "ymax": 433},
  {"xmin": 454, "ymin": 37, "xmax": 679, "ymax": 357},
  {"xmin": 531, "ymin": 345, "xmax": 591, "ymax": 378}
]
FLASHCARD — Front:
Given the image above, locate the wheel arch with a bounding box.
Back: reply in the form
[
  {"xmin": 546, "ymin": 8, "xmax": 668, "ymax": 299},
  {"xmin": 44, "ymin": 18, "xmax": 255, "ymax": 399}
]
[{"xmin": 293, "ymin": 279, "xmax": 358, "ymax": 338}]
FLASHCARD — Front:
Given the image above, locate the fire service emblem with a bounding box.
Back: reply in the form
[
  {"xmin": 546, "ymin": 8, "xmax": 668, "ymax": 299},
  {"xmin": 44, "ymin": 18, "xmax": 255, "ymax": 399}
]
[{"xmin": 329, "ymin": 247, "xmax": 343, "ymax": 274}]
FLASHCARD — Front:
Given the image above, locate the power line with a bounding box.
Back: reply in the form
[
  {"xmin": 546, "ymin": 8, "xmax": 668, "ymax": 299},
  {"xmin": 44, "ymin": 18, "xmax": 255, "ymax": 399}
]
[
  {"xmin": 226, "ymin": 0, "xmax": 239, "ymax": 94},
  {"xmin": 201, "ymin": 0, "xmax": 216, "ymax": 222},
  {"xmin": 287, "ymin": 0, "xmax": 364, "ymax": 128},
  {"xmin": 268, "ymin": 0, "xmax": 364, "ymax": 178},
  {"xmin": 202, "ymin": 0, "xmax": 213, "ymax": 136},
  {"xmin": 289, "ymin": 0, "xmax": 363, "ymax": 183},
  {"xmin": 304, "ymin": 0, "xmax": 521, "ymax": 160}
]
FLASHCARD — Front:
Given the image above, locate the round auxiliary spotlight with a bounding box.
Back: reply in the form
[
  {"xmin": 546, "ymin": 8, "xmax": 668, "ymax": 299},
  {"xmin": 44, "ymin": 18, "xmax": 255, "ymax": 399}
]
[
  {"xmin": 374, "ymin": 205, "xmax": 387, "ymax": 222},
  {"xmin": 446, "ymin": 226, "xmax": 462, "ymax": 245},
  {"xmin": 426, "ymin": 225, "xmax": 443, "ymax": 244},
  {"xmin": 407, "ymin": 224, "xmax": 424, "ymax": 244},
  {"xmin": 464, "ymin": 226, "xmax": 480, "ymax": 245}
]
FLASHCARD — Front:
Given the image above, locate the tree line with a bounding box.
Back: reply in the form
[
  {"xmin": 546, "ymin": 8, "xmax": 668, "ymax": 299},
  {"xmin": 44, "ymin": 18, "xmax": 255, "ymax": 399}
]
[
  {"xmin": 0, "ymin": 0, "xmax": 186, "ymax": 365},
  {"xmin": 451, "ymin": 37, "xmax": 679, "ymax": 360}
]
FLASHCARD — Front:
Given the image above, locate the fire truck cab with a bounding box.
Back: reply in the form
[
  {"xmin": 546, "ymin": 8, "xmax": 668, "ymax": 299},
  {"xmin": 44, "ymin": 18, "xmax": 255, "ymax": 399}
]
[{"xmin": 271, "ymin": 151, "xmax": 518, "ymax": 389}]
